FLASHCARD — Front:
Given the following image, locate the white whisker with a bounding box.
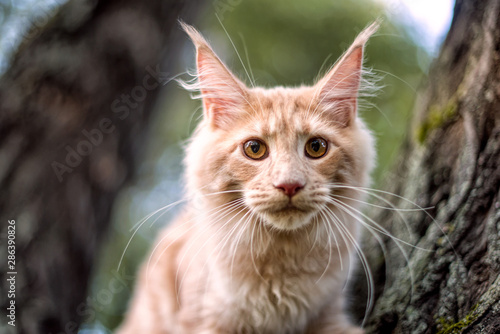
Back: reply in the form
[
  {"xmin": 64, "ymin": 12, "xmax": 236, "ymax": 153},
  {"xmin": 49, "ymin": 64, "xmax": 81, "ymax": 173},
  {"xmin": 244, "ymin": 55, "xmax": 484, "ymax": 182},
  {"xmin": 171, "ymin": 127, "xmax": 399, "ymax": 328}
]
[
  {"xmin": 324, "ymin": 206, "xmax": 374, "ymax": 327},
  {"xmin": 118, "ymin": 189, "xmax": 245, "ymax": 271},
  {"xmin": 315, "ymin": 209, "xmax": 339, "ymax": 283},
  {"xmin": 327, "ymin": 182, "xmax": 457, "ymax": 255},
  {"xmin": 328, "ymin": 196, "xmax": 429, "ymax": 252},
  {"xmin": 216, "ymin": 14, "xmax": 256, "ymax": 88},
  {"xmin": 327, "ymin": 194, "xmax": 421, "ymax": 304}
]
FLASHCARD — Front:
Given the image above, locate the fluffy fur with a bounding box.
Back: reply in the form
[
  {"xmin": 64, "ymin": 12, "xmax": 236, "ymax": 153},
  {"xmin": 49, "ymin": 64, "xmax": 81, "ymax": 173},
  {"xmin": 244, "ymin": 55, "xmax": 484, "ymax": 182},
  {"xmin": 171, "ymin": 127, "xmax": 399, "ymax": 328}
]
[{"xmin": 117, "ymin": 21, "xmax": 378, "ymax": 334}]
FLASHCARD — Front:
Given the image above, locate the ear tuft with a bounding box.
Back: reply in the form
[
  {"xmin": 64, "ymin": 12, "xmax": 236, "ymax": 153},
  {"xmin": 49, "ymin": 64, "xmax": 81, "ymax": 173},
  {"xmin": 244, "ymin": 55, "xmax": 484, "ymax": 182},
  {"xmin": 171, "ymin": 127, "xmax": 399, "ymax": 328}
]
[{"xmin": 179, "ymin": 21, "xmax": 211, "ymax": 51}]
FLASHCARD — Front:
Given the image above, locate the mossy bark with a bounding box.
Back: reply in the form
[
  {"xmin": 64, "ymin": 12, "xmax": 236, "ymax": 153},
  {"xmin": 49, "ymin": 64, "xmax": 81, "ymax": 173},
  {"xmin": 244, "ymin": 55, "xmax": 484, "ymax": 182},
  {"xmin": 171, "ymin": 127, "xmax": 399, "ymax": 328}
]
[
  {"xmin": 0, "ymin": 0, "xmax": 198, "ymax": 333},
  {"xmin": 355, "ymin": 0, "xmax": 500, "ymax": 333}
]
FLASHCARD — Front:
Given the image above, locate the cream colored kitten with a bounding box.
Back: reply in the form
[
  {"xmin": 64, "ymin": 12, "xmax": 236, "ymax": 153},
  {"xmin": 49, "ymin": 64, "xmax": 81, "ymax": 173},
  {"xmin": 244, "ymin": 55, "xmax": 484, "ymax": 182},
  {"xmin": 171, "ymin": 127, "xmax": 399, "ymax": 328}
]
[{"xmin": 117, "ymin": 21, "xmax": 378, "ymax": 334}]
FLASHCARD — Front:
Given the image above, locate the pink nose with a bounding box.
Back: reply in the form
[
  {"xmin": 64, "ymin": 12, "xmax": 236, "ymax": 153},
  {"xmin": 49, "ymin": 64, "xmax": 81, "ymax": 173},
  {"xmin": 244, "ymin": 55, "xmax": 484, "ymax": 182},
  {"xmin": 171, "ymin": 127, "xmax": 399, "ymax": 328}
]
[{"xmin": 274, "ymin": 182, "xmax": 304, "ymax": 197}]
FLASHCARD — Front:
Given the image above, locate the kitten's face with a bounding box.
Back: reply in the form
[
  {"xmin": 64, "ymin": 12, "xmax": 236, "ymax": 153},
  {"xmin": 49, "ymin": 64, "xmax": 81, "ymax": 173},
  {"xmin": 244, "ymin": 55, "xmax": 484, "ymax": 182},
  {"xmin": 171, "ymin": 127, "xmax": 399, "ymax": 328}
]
[
  {"xmin": 224, "ymin": 89, "xmax": 374, "ymax": 230},
  {"xmin": 182, "ymin": 23, "xmax": 375, "ymax": 231}
]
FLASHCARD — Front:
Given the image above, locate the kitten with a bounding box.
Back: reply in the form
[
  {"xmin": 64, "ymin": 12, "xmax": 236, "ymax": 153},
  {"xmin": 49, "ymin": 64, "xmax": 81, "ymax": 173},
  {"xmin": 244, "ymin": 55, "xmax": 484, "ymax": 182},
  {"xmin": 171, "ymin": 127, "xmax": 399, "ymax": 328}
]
[{"xmin": 117, "ymin": 21, "xmax": 378, "ymax": 334}]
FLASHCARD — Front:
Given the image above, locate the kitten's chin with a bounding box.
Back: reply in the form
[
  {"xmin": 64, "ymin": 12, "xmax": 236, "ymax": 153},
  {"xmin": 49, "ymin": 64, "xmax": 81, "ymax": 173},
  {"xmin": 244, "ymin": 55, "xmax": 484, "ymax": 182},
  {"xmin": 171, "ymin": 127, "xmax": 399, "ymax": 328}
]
[{"xmin": 260, "ymin": 209, "xmax": 315, "ymax": 231}]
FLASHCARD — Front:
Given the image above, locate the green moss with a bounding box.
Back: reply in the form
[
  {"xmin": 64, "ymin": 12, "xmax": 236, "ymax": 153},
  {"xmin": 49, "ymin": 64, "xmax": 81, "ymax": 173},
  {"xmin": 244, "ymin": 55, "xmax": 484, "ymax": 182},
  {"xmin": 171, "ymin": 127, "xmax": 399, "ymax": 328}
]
[
  {"xmin": 416, "ymin": 99, "xmax": 458, "ymax": 145},
  {"xmin": 436, "ymin": 237, "xmax": 445, "ymax": 246},
  {"xmin": 435, "ymin": 304, "xmax": 479, "ymax": 334}
]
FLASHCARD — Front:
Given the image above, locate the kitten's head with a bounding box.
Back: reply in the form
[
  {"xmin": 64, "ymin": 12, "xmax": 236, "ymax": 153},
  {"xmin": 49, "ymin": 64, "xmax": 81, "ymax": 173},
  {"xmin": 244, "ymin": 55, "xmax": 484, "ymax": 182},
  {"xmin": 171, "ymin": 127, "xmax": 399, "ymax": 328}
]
[{"xmin": 181, "ymin": 22, "xmax": 377, "ymax": 231}]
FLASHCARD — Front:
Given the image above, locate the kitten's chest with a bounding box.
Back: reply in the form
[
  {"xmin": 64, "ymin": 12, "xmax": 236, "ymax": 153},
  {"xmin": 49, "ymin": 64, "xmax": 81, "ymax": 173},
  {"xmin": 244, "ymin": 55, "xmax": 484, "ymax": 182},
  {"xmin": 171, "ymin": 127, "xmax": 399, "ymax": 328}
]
[{"xmin": 211, "ymin": 249, "xmax": 345, "ymax": 333}]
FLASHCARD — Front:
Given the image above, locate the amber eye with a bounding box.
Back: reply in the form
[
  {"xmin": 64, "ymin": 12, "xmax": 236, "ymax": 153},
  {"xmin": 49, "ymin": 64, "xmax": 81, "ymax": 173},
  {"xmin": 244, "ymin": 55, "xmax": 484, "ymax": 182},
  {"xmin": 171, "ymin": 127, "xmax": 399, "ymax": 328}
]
[
  {"xmin": 243, "ymin": 139, "xmax": 268, "ymax": 160},
  {"xmin": 305, "ymin": 137, "xmax": 328, "ymax": 159}
]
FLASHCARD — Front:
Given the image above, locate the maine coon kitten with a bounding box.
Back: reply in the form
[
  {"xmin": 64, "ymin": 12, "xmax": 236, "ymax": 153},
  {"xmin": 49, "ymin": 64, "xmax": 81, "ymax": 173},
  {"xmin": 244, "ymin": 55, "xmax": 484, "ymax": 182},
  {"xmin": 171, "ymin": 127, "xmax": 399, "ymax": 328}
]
[{"xmin": 117, "ymin": 21, "xmax": 378, "ymax": 334}]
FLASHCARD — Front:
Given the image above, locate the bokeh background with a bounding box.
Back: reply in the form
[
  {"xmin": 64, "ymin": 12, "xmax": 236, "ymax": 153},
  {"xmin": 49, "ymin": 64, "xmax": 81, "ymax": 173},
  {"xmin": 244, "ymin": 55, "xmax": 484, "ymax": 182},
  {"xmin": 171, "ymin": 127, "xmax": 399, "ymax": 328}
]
[{"xmin": 0, "ymin": 0, "xmax": 453, "ymax": 332}]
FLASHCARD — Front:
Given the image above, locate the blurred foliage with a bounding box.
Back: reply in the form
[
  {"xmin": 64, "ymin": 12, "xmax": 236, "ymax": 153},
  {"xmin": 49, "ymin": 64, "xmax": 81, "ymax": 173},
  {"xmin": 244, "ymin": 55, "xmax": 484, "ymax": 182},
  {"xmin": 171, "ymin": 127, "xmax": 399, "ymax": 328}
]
[{"xmin": 0, "ymin": 0, "xmax": 429, "ymax": 332}]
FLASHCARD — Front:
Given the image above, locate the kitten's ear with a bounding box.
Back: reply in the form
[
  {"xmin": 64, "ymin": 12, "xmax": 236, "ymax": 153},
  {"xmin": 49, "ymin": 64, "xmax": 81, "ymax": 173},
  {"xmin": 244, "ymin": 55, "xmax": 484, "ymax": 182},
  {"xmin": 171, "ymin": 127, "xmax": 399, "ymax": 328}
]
[
  {"xmin": 180, "ymin": 22, "xmax": 248, "ymax": 128},
  {"xmin": 315, "ymin": 21, "xmax": 379, "ymax": 127}
]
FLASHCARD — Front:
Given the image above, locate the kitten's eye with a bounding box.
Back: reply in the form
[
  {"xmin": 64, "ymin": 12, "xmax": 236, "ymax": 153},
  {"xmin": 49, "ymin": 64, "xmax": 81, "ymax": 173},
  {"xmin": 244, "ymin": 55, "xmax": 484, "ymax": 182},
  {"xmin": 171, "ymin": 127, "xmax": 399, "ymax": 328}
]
[
  {"xmin": 243, "ymin": 139, "xmax": 268, "ymax": 160},
  {"xmin": 305, "ymin": 137, "xmax": 328, "ymax": 159}
]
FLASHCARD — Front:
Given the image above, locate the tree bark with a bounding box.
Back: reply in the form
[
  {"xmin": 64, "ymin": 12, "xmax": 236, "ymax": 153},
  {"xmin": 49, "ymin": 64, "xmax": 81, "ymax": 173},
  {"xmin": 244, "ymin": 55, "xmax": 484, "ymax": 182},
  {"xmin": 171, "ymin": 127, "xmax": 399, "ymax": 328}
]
[
  {"xmin": 0, "ymin": 0, "xmax": 198, "ymax": 333},
  {"xmin": 359, "ymin": 0, "xmax": 500, "ymax": 333}
]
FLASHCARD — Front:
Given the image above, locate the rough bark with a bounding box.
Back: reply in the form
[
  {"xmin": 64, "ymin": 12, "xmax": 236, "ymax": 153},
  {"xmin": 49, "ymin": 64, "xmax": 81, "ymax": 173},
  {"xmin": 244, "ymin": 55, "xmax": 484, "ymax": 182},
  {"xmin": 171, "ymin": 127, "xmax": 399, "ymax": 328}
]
[
  {"xmin": 0, "ymin": 0, "xmax": 198, "ymax": 333},
  {"xmin": 358, "ymin": 0, "xmax": 500, "ymax": 333}
]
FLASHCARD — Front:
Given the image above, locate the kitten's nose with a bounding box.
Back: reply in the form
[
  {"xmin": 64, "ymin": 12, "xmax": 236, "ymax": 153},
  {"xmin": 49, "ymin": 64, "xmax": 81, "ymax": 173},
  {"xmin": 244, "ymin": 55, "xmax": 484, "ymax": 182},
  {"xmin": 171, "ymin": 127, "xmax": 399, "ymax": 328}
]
[{"xmin": 274, "ymin": 182, "xmax": 305, "ymax": 197}]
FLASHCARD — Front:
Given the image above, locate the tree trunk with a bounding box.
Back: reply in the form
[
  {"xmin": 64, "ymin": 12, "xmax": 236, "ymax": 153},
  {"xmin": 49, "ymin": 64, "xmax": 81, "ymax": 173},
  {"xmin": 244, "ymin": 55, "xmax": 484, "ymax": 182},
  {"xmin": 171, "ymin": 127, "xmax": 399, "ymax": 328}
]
[
  {"xmin": 360, "ymin": 0, "xmax": 500, "ymax": 333},
  {"xmin": 0, "ymin": 0, "xmax": 198, "ymax": 333}
]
